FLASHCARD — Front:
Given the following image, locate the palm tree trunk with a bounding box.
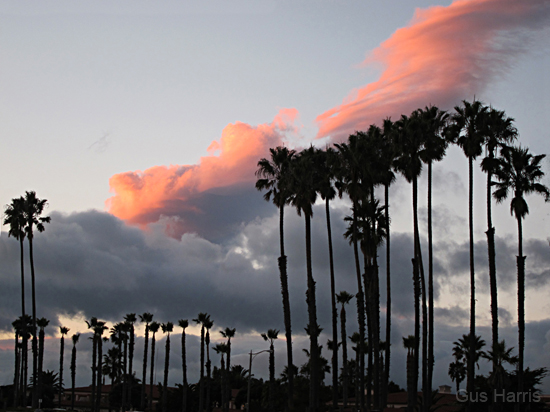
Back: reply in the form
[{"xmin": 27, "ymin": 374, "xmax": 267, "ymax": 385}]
[
  {"xmin": 96, "ymin": 336, "xmax": 103, "ymax": 412},
  {"xmin": 71, "ymin": 344, "xmax": 77, "ymax": 412},
  {"xmin": 163, "ymin": 335, "xmax": 170, "ymax": 412},
  {"xmin": 516, "ymin": 215, "xmax": 525, "ymax": 410},
  {"xmin": 305, "ymin": 214, "xmax": 320, "ymax": 412},
  {"xmin": 181, "ymin": 329, "xmax": 187, "ymax": 412},
  {"xmin": 411, "ymin": 177, "xmax": 420, "ymax": 412},
  {"xmin": 38, "ymin": 326, "xmax": 45, "ymax": 403},
  {"xmin": 341, "ymin": 306, "xmax": 349, "ymax": 409},
  {"xmin": 427, "ymin": 161, "xmax": 434, "ymax": 411},
  {"xmin": 129, "ymin": 325, "xmax": 135, "ymax": 409},
  {"xmin": 142, "ymin": 324, "xmax": 149, "ymax": 410},
  {"xmin": 19, "ymin": 237, "xmax": 26, "ymax": 408},
  {"xmin": 383, "ymin": 183, "xmax": 391, "ymax": 411},
  {"xmin": 362, "ymin": 218, "xmax": 373, "ymax": 411},
  {"xmin": 467, "ymin": 156, "xmax": 476, "ymax": 404},
  {"xmin": 29, "ymin": 236, "xmax": 39, "ymax": 409},
  {"xmin": 486, "ymin": 164, "xmax": 500, "ymax": 411},
  {"xmin": 149, "ymin": 335, "xmax": 156, "ymax": 412},
  {"xmin": 269, "ymin": 343, "xmax": 275, "ymax": 412},
  {"xmin": 352, "ymin": 201, "xmax": 366, "ymax": 411},
  {"xmin": 13, "ymin": 333, "xmax": 20, "ymax": 408},
  {"xmin": 206, "ymin": 338, "xmax": 211, "ymax": 412},
  {"xmin": 278, "ymin": 205, "xmax": 294, "ymax": 411},
  {"xmin": 91, "ymin": 334, "xmax": 97, "ymax": 412},
  {"xmin": 325, "ymin": 198, "xmax": 339, "ymax": 411},
  {"xmin": 59, "ymin": 335, "xmax": 65, "ymax": 408},
  {"xmin": 198, "ymin": 327, "xmax": 204, "ymax": 412}
]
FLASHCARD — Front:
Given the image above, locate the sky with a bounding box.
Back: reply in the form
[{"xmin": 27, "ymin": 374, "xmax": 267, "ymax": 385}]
[{"xmin": 1, "ymin": 0, "xmax": 550, "ymax": 394}]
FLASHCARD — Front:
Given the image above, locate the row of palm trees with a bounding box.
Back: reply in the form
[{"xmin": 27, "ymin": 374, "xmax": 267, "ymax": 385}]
[{"xmin": 255, "ymin": 99, "xmax": 549, "ymax": 411}]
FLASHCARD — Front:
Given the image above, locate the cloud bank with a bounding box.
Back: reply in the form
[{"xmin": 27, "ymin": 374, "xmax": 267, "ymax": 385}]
[{"xmin": 316, "ymin": 0, "xmax": 550, "ymax": 140}]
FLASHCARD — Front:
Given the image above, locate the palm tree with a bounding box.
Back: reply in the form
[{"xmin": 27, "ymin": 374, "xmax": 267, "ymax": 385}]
[
  {"xmin": 289, "ymin": 147, "xmax": 321, "ymax": 411},
  {"xmin": 148, "ymin": 321, "xmax": 160, "ymax": 412},
  {"xmin": 402, "ymin": 335, "xmax": 415, "ymax": 412},
  {"xmin": 448, "ymin": 361, "xmax": 466, "ymax": 393},
  {"xmin": 37, "ymin": 317, "xmax": 50, "ymax": 402},
  {"xmin": 93, "ymin": 322, "xmax": 108, "ymax": 412},
  {"xmin": 394, "ymin": 113, "xmax": 425, "ymax": 412},
  {"xmin": 161, "ymin": 322, "xmax": 173, "ymax": 412},
  {"xmin": 22, "ymin": 191, "xmax": 51, "ymax": 408},
  {"xmin": 255, "ymin": 146, "xmax": 296, "ymax": 410},
  {"xmin": 261, "ymin": 329, "xmax": 279, "ymax": 412},
  {"xmin": 178, "ymin": 319, "xmax": 189, "ymax": 412},
  {"xmin": 493, "ymin": 145, "xmax": 550, "ymax": 401},
  {"xmin": 451, "ymin": 100, "xmax": 488, "ymax": 397},
  {"xmin": 418, "ymin": 105, "xmax": 450, "ymax": 409},
  {"xmin": 4, "ymin": 196, "xmax": 28, "ymax": 406},
  {"xmin": 336, "ymin": 291, "xmax": 354, "ymax": 409},
  {"xmin": 12, "ymin": 318, "xmax": 22, "ymax": 407},
  {"xmin": 204, "ymin": 318, "xmax": 214, "ymax": 412},
  {"xmin": 213, "ymin": 343, "xmax": 229, "ymax": 412},
  {"xmin": 335, "ymin": 137, "xmax": 367, "ymax": 411},
  {"xmin": 139, "ymin": 312, "xmax": 153, "ymax": 410},
  {"xmin": 480, "ymin": 108, "xmax": 517, "ymax": 389},
  {"xmin": 70, "ymin": 333, "xmax": 80, "ymax": 412},
  {"xmin": 219, "ymin": 327, "xmax": 235, "ymax": 412},
  {"xmin": 193, "ymin": 313, "xmax": 210, "ymax": 412},
  {"xmin": 86, "ymin": 317, "xmax": 100, "ymax": 411},
  {"xmin": 58, "ymin": 326, "xmax": 70, "ymax": 407},
  {"xmin": 124, "ymin": 313, "xmax": 137, "ymax": 408}
]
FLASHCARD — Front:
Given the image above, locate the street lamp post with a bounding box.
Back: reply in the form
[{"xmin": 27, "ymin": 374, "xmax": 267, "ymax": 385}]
[{"xmin": 246, "ymin": 349, "xmax": 272, "ymax": 412}]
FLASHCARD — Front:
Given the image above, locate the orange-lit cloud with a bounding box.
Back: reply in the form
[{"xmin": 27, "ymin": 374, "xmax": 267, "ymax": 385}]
[
  {"xmin": 107, "ymin": 109, "xmax": 299, "ymax": 237},
  {"xmin": 316, "ymin": 0, "xmax": 550, "ymax": 140}
]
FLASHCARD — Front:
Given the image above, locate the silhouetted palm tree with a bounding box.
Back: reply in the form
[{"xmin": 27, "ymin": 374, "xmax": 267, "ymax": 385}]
[
  {"xmin": 58, "ymin": 326, "xmax": 70, "ymax": 407},
  {"xmin": 219, "ymin": 327, "xmax": 235, "ymax": 412},
  {"xmin": 204, "ymin": 318, "xmax": 214, "ymax": 412},
  {"xmin": 22, "ymin": 191, "xmax": 51, "ymax": 408},
  {"xmin": 193, "ymin": 313, "xmax": 210, "ymax": 412},
  {"xmin": 178, "ymin": 319, "xmax": 189, "ymax": 412},
  {"xmin": 148, "ymin": 321, "xmax": 160, "ymax": 412},
  {"xmin": 452, "ymin": 100, "xmax": 487, "ymax": 397},
  {"xmin": 290, "ymin": 147, "xmax": 321, "ymax": 411},
  {"xmin": 37, "ymin": 317, "xmax": 49, "ymax": 402},
  {"xmin": 70, "ymin": 333, "xmax": 80, "ymax": 411},
  {"xmin": 336, "ymin": 291, "xmax": 354, "ymax": 409},
  {"xmin": 261, "ymin": 329, "xmax": 279, "ymax": 412},
  {"xmin": 493, "ymin": 145, "xmax": 549, "ymax": 400},
  {"xmin": 213, "ymin": 343, "xmax": 229, "ymax": 412},
  {"xmin": 4, "ymin": 197, "xmax": 28, "ymax": 406},
  {"xmin": 94, "ymin": 322, "xmax": 108, "ymax": 412},
  {"xmin": 255, "ymin": 146, "xmax": 296, "ymax": 410},
  {"xmin": 139, "ymin": 312, "xmax": 154, "ymax": 410},
  {"xmin": 448, "ymin": 361, "xmax": 466, "ymax": 393},
  {"xmin": 161, "ymin": 322, "xmax": 173, "ymax": 412},
  {"xmin": 480, "ymin": 108, "xmax": 517, "ymax": 389},
  {"xmin": 86, "ymin": 317, "xmax": 99, "ymax": 411}
]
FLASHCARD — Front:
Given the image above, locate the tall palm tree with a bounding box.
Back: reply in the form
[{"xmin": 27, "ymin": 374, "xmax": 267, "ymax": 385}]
[
  {"xmin": 161, "ymin": 322, "xmax": 173, "ymax": 412},
  {"xmin": 86, "ymin": 317, "xmax": 99, "ymax": 412},
  {"xmin": 219, "ymin": 327, "xmax": 235, "ymax": 412},
  {"xmin": 178, "ymin": 319, "xmax": 189, "ymax": 412},
  {"xmin": 193, "ymin": 313, "xmax": 210, "ymax": 412},
  {"xmin": 4, "ymin": 196, "xmax": 28, "ymax": 406},
  {"xmin": 380, "ymin": 118, "xmax": 397, "ymax": 411},
  {"xmin": 394, "ymin": 113, "xmax": 425, "ymax": 412},
  {"xmin": 22, "ymin": 191, "xmax": 51, "ymax": 408},
  {"xmin": 213, "ymin": 343, "xmax": 229, "ymax": 412},
  {"xmin": 418, "ymin": 105, "xmax": 450, "ymax": 409},
  {"xmin": 261, "ymin": 329, "xmax": 279, "ymax": 412},
  {"xmin": 289, "ymin": 147, "xmax": 321, "ymax": 411},
  {"xmin": 493, "ymin": 145, "xmax": 550, "ymax": 402},
  {"xmin": 255, "ymin": 146, "xmax": 296, "ymax": 410},
  {"xmin": 335, "ymin": 137, "xmax": 367, "ymax": 411},
  {"xmin": 204, "ymin": 318, "xmax": 214, "ymax": 412},
  {"xmin": 37, "ymin": 317, "xmax": 50, "ymax": 402},
  {"xmin": 94, "ymin": 322, "xmax": 108, "ymax": 412},
  {"xmin": 124, "ymin": 313, "xmax": 137, "ymax": 408},
  {"xmin": 314, "ymin": 146, "xmax": 340, "ymax": 411},
  {"xmin": 336, "ymin": 291, "xmax": 354, "ymax": 409},
  {"xmin": 480, "ymin": 108, "xmax": 517, "ymax": 389},
  {"xmin": 139, "ymin": 312, "xmax": 153, "ymax": 410},
  {"xmin": 451, "ymin": 100, "xmax": 488, "ymax": 397},
  {"xmin": 70, "ymin": 333, "xmax": 80, "ymax": 412},
  {"xmin": 58, "ymin": 326, "xmax": 70, "ymax": 407},
  {"xmin": 148, "ymin": 321, "xmax": 160, "ymax": 412}
]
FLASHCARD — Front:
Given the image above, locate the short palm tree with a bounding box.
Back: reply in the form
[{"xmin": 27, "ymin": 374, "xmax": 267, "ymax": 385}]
[
  {"xmin": 161, "ymin": 322, "xmax": 174, "ymax": 412},
  {"xmin": 451, "ymin": 100, "xmax": 488, "ymax": 396},
  {"xmin": 336, "ymin": 291, "xmax": 354, "ymax": 409},
  {"xmin": 93, "ymin": 321, "xmax": 108, "ymax": 412},
  {"xmin": 22, "ymin": 191, "xmax": 51, "ymax": 408},
  {"xmin": 193, "ymin": 313, "xmax": 210, "ymax": 412},
  {"xmin": 178, "ymin": 319, "xmax": 189, "ymax": 412},
  {"xmin": 124, "ymin": 313, "xmax": 137, "ymax": 407},
  {"xmin": 219, "ymin": 327, "xmax": 235, "ymax": 412},
  {"xmin": 70, "ymin": 333, "xmax": 80, "ymax": 411},
  {"xmin": 261, "ymin": 329, "xmax": 279, "ymax": 412},
  {"xmin": 448, "ymin": 361, "xmax": 466, "ymax": 393},
  {"xmin": 37, "ymin": 317, "xmax": 49, "ymax": 402},
  {"xmin": 58, "ymin": 326, "xmax": 70, "ymax": 407},
  {"xmin": 493, "ymin": 145, "xmax": 549, "ymax": 398},
  {"xmin": 255, "ymin": 146, "xmax": 296, "ymax": 410},
  {"xmin": 139, "ymin": 312, "xmax": 153, "ymax": 409},
  {"xmin": 213, "ymin": 343, "xmax": 229, "ymax": 412},
  {"xmin": 204, "ymin": 318, "xmax": 214, "ymax": 412},
  {"xmin": 148, "ymin": 321, "xmax": 160, "ymax": 412}
]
